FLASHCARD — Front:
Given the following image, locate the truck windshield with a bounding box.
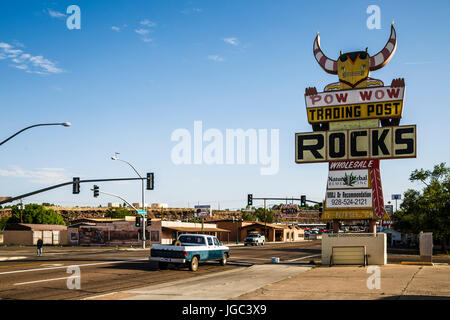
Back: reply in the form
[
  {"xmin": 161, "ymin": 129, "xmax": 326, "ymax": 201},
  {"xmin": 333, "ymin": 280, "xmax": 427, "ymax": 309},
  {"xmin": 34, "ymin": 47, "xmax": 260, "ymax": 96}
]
[
  {"xmin": 178, "ymin": 235, "xmax": 206, "ymax": 245},
  {"xmin": 247, "ymin": 234, "xmax": 259, "ymax": 237}
]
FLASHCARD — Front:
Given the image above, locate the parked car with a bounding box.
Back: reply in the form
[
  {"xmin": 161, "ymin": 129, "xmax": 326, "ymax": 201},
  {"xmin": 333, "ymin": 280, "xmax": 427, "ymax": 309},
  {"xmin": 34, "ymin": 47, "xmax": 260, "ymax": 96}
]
[
  {"xmin": 244, "ymin": 233, "xmax": 265, "ymax": 246},
  {"xmin": 149, "ymin": 234, "xmax": 230, "ymax": 271}
]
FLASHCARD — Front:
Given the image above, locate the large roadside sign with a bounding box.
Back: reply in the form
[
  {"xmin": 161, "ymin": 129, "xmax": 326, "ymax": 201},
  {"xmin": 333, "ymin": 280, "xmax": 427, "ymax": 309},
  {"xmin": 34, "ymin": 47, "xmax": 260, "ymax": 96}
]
[
  {"xmin": 305, "ymin": 86, "xmax": 405, "ymax": 123},
  {"xmin": 295, "ymin": 125, "xmax": 416, "ymax": 163},
  {"xmin": 194, "ymin": 205, "xmax": 211, "ymax": 217}
]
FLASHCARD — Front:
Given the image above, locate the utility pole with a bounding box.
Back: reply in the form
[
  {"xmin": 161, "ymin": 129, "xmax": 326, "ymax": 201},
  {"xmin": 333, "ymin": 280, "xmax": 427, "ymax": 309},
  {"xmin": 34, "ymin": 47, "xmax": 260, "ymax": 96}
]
[
  {"xmin": 264, "ymin": 199, "xmax": 267, "ymax": 240},
  {"xmin": 20, "ymin": 199, "xmax": 23, "ymax": 223}
]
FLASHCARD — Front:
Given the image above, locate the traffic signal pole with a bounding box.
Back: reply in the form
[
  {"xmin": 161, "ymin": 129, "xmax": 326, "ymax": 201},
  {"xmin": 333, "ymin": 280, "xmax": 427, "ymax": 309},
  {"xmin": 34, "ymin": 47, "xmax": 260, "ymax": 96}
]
[{"xmin": 0, "ymin": 177, "xmax": 146, "ymax": 205}]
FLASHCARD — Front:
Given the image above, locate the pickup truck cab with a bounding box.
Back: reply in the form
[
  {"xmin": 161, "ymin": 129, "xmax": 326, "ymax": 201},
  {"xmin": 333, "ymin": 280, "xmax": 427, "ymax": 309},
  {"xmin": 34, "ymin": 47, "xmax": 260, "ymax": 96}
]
[{"xmin": 149, "ymin": 234, "xmax": 230, "ymax": 271}]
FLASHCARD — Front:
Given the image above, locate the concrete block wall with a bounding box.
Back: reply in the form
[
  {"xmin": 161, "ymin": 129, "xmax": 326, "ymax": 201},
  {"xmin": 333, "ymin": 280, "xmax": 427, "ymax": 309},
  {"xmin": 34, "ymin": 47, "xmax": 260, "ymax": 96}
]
[{"xmin": 322, "ymin": 233, "xmax": 387, "ymax": 265}]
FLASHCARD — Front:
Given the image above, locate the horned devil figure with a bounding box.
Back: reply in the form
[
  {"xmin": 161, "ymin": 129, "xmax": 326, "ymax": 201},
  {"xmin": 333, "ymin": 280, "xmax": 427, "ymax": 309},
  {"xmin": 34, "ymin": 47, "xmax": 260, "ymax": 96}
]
[{"xmin": 314, "ymin": 23, "xmax": 397, "ymax": 91}]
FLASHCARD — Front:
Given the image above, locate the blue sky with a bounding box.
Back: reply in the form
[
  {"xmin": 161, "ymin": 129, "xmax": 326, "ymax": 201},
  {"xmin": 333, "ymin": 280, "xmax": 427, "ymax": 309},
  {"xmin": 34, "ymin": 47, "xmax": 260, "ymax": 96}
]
[{"xmin": 0, "ymin": 0, "xmax": 449, "ymax": 210}]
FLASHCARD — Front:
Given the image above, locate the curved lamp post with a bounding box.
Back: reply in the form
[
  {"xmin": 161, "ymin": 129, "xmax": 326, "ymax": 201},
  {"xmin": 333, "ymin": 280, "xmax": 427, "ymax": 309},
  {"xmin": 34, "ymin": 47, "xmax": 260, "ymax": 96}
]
[
  {"xmin": 0, "ymin": 122, "xmax": 71, "ymax": 146},
  {"xmin": 111, "ymin": 154, "xmax": 147, "ymax": 249}
]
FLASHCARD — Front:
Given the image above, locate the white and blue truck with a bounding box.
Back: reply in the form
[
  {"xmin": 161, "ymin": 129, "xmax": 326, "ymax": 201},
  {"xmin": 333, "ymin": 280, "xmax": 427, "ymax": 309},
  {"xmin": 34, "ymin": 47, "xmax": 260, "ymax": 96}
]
[{"xmin": 149, "ymin": 234, "xmax": 230, "ymax": 271}]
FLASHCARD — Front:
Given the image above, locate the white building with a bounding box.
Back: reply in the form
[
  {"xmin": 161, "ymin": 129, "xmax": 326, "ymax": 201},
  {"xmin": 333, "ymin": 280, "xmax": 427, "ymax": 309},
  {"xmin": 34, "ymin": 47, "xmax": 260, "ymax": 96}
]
[
  {"xmin": 151, "ymin": 203, "xmax": 168, "ymax": 209},
  {"xmin": 132, "ymin": 203, "xmax": 149, "ymax": 209},
  {"xmin": 107, "ymin": 202, "xmax": 120, "ymax": 208}
]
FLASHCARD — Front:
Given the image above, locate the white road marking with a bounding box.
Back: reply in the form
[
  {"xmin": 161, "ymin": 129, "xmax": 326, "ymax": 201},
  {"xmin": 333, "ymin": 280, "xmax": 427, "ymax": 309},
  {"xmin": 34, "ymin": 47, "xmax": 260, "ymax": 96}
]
[
  {"xmin": 83, "ymin": 291, "xmax": 118, "ymax": 300},
  {"xmin": 287, "ymin": 254, "xmax": 321, "ymax": 262},
  {"xmin": 14, "ymin": 276, "xmax": 80, "ymax": 286},
  {"xmin": 230, "ymin": 257, "xmax": 270, "ymax": 261},
  {"xmin": 0, "ymin": 258, "xmax": 147, "ymax": 276},
  {"xmin": 0, "ymin": 257, "xmax": 27, "ymax": 261},
  {"xmin": 40, "ymin": 263, "xmax": 64, "ymax": 267}
]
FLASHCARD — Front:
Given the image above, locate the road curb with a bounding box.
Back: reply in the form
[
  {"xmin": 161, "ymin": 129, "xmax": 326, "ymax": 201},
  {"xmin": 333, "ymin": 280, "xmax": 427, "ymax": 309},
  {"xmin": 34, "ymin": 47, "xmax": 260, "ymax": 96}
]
[{"xmin": 400, "ymin": 261, "xmax": 434, "ymax": 266}]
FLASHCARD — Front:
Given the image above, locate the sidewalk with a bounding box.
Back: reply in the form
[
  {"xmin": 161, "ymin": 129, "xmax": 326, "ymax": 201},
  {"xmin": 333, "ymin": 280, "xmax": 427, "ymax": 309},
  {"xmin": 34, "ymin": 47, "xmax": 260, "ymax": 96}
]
[
  {"xmin": 237, "ymin": 264, "xmax": 450, "ymax": 300},
  {"xmin": 86, "ymin": 264, "xmax": 311, "ymax": 300}
]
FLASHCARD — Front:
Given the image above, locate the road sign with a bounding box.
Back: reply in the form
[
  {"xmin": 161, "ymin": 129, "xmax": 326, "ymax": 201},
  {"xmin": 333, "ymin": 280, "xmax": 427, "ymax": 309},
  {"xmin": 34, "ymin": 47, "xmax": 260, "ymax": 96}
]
[
  {"xmin": 137, "ymin": 210, "xmax": 147, "ymax": 215},
  {"xmin": 385, "ymin": 205, "xmax": 394, "ymax": 214},
  {"xmin": 391, "ymin": 194, "xmax": 402, "ymax": 200}
]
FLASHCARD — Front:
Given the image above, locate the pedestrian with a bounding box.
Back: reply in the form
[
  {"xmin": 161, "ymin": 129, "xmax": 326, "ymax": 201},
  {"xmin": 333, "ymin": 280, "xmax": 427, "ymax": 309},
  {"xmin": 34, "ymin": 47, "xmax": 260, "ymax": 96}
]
[{"xmin": 36, "ymin": 238, "xmax": 43, "ymax": 256}]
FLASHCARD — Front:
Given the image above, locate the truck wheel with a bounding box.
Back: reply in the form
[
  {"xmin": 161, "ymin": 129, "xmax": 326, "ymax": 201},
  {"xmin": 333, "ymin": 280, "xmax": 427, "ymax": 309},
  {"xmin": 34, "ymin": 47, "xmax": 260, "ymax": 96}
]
[
  {"xmin": 159, "ymin": 262, "xmax": 168, "ymax": 270},
  {"xmin": 220, "ymin": 253, "xmax": 227, "ymax": 266},
  {"xmin": 189, "ymin": 256, "xmax": 199, "ymax": 272}
]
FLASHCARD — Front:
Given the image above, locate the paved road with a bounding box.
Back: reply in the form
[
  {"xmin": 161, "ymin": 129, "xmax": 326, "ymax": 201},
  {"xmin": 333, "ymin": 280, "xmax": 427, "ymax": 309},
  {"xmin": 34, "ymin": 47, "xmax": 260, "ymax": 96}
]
[{"xmin": 0, "ymin": 241, "xmax": 321, "ymax": 300}]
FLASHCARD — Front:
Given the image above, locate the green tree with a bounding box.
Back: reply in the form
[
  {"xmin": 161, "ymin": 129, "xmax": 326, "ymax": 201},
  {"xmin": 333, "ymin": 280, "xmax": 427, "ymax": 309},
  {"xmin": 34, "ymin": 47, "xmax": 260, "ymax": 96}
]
[
  {"xmin": 8, "ymin": 204, "xmax": 65, "ymax": 225},
  {"xmin": 241, "ymin": 211, "xmax": 257, "ymax": 221},
  {"xmin": 392, "ymin": 163, "xmax": 450, "ymax": 252},
  {"xmin": 255, "ymin": 208, "xmax": 274, "ymax": 224},
  {"xmin": 0, "ymin": 216, "xmax": 10, "ymax": 230},
  {"xmin": 104, "ymin": 207, "xmax": 136, "ymax": 219}
]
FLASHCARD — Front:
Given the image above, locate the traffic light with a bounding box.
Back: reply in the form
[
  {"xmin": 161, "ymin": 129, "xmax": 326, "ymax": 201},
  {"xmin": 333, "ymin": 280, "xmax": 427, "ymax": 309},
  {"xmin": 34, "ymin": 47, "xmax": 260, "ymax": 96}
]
[
  {"xmin": 318, "ymin": 203, "xmax": 323, "ymax": 217},
  {"xmin": 146, "ymin": 172, "xmax": 154, "ymax": 190},
  {"xmin": 135, "ymin": 216, "xmax": 141, "ymax": 227},
  {"xmin": 300, "ymin": 195, "xmax": 306, "ymax": 207},
  {"xmin": 247, "ymin": 194, "xmax": 253, "ymax": 206},
  {"xmin": 93, "ymin": 185, "xmax": 99, "ymax": 197},
  {"xmin": 73, "ymin": 177, "xmax": 80, "ymax": 194},
  {"xmin": 146, "ymin": 218, "xmax": 151, "ymax": 227}
]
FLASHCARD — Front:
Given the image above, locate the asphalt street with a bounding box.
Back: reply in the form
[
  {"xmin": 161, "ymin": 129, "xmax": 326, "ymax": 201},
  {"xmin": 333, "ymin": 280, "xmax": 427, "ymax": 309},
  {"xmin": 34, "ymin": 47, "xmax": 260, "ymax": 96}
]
[{"xmin": 0, "ymin": 241, "xmax": 322, "ymax": 300}]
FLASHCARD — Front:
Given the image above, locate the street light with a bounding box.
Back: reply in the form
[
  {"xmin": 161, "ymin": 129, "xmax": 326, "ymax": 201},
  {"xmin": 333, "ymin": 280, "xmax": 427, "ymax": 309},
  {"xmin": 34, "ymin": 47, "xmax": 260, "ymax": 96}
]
[
  {"xmin": 111, "ymin": 154, "xmax": 147, "ymax": 249},
  {"xmin": 0, "ymin": 122, "xmax": 71, "ymax": 147}
]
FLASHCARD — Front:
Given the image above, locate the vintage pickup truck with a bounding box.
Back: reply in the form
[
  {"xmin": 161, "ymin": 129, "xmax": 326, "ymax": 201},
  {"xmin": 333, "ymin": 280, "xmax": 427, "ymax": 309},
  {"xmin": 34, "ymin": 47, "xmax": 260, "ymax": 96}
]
[{"xmin": 149, "ymin": 234, "xmax": 230, "ymax": 271}]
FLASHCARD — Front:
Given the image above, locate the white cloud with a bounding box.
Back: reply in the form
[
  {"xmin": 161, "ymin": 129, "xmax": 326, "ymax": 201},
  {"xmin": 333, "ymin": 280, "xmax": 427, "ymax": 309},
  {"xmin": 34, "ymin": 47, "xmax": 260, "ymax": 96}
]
[
  {"xmin": 208, "ymin": 55, "xmax": 224, "ymax": 62},
  {"xmin": 0, "ymin": 167, "xmax": 72, "ymax": 185},
  {"xmin": 135, "ymin": 28, "xmax": 150, "ymax": 35},
  {"xmin": 14, "ymin": 64, "xmax": 28, "ymax": 70},
  {"xmin": 0, "ymin": 42, "xmax": 64, "ymax": 74},
  {"xmin": 111, "ymin": 26, "xmax": 121, "ymax": 32},
  {"xmin": 223, "ymin": 37, "xmax": 239, "ymax": 46},
  {"xmin": 140, "ymin": 19, "xmax": 156, "ymax": 27},
  {"xmin": 47, "ymin": 8, "xmax": 66, "ymax": 19},
  {"xmin": 181, "ymin": 8, "xmax": 203, "ymax": 15},
  {"xmin": 142, "ymin": 38, "xmax": 153, "ymax": 43}
]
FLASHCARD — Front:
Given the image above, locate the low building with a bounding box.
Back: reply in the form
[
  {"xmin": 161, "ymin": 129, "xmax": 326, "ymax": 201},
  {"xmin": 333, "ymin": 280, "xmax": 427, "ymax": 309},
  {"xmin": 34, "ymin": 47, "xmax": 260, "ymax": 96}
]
[
  {"xmin": 211, "ymin": 219, "xmax": 254, "ymax": 243},
  {"xmin": 67, "ymin": 218, "xmax": 139, "ymax": 246},
  {"xmin": 212, "ymin": 219, "xmax": 305, "ymax": 243},
  {"xmin": 132, "ymin": 203, "xmax": 148, "ymax": 209},
  {"xmin": 107, "ymin": 202, "xmax": 120, "ymax": 208},
  {"xmin": 240, "ymin": 221, "xmax": 304, "ymax": 242},
  {"xmin": 3, "ymin": 223, "xmax": 68, "ymax": 245},
  {"xmin": 148, "ymin": 220, "xmax": 230, "ymax": 244}
]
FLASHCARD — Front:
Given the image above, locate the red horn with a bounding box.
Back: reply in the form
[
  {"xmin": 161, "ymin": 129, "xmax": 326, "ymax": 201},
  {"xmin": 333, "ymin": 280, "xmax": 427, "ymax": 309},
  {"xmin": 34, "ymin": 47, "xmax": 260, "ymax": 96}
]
[
  {"xmin": 313, "ymin": 33, "xmax": 337, "ymax": 75},
  {"xmin": 370, "ymin": 24, "xmax": 397, "ymax": 71}
]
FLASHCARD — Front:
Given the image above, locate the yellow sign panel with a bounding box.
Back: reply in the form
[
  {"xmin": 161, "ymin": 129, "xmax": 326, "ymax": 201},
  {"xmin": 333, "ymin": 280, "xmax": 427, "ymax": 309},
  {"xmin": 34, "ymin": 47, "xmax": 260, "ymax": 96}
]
[
  {"xmin": 322, "ymin": 209, "xmax": 376, "ymax": 220},
  {"xmin": 307, "ymin": 101, "xmax": 403, "ymax": 123}
]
